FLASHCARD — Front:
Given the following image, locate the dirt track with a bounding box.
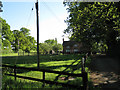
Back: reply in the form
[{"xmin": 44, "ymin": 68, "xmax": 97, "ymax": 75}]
[{"xmin": 89, "ymin": 54, "xmax": 120, "ymax": 90}]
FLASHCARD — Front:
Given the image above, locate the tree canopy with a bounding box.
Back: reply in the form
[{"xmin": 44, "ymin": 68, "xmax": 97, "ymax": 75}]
[
  {"xmin": 1, "ymin": 17, "xmax": 15, "ymax": 52},
  {"xmin": 12, "ymin": 28, "xmax": 36, "ymax": 52},
  {"xmin": 39, "ymin": 39, "xmax": 63, "ymax": 54},
  {"xmin": 63, "ymin": 2, "xmax": 120, "ymax": 55},
  {"xmin": 1, "ymin": 17, "xmax": 36, "ymax": 53}
]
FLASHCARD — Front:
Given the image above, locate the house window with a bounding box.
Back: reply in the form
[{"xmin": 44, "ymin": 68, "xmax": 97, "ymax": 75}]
[
  {"xmin": 74, "ymin": 49, "xmax": 79, "ymax": 52},
  {"xmin": 66, "ymin": 49, "xmax": 70, "ymax": 52},
  {"xmin": 74, "ymin": 44, "xmax": 78, "ymax": 47},
  {"xmin": 66, "ymin": 46, "xmax": 70, "ymax": 48}
]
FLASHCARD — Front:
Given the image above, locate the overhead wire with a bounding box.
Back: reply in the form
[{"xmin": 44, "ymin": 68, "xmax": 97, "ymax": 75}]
[
  {"xmin": 26, "ymin": 7, "xmax": 34, "ymax": 27},
  {"xmin": 41, "ymin": 0, "xmax": 68, "ymax": 40},
  {"xmin": 41, "ymin": 0, "xmax": 65, "ymax": 26},
  {"xmin": 25, "ymin": 2, "xmax": 35, "ymax": 28}
]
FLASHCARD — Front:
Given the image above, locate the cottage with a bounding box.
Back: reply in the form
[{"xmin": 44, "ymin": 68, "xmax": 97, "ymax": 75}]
[{"xmin": 63, "ymin": 39, "xmax": 90, "ymax": 54}]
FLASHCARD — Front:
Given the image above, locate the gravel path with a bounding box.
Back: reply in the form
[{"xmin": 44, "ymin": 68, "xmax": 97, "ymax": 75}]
[{"xmin": 89, "ymin": 54, "xmax": 120, "ymax": 90}]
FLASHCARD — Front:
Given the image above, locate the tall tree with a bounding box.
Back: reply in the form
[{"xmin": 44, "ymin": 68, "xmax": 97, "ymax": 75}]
[
  {"xmin": 1, "ymin": 17, "xmax": 15, "ymax": 52},
  {"xmin": 27, "ymin": 36, "xmax": 36, "ymax": 51},
  {"xmin": 39, "ymin": 43, "xmax": 50, "ymax": 54},
  {"xmin": 12, "ymin": 28, "xmax": 36, "ymax": 52},
  {"xmin": 1, "ymin": 17, "xmax": 15, "ymax": 43},
  {"xmin": 20, "ymin": 27, "xmax": 30, "ymax": 37},
  {"xmin": 39, "ymin": 39, "xmax": 63, "ymax": 54},
  {"xmin": 52, "ymin": 43, "xmax": 63, "ymax": 53},
  {"xmin": 12, "ymin": 30, "xmax": 20, "ymax": 52},
  {"xmin": 44, "ymin": 39, "xmax": 57, "ymax": 46}
]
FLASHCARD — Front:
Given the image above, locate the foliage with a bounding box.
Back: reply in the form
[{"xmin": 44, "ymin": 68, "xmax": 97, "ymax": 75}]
[
  {"xmin": 27, "ymin": 36, "xmax": 36, "ymax": 51},
  {"xmin": 52, "ymin": 43, "xmax": 63, "ymax": 53},
  {"xmin": 1, "ymin": 17, "xmax": 15, "ymax": 51},
  {"xmin": 39, "ymin": 43, "xmax": 50, "ymax": 54},
  {"xmin": 17, "ymin": 31, "xmax": 36, "ymax": 53},
  {"xmin": 1, "ymin": 18, "xmax": 15, "ymax": 43},
  {"xmin": 2, "ymin": 39, "xmax": 11, "ymax": 49},
  {"xmin": 63, "ymin": 2, "xmax": 120, "ymax": 55},
  {"xmin": 1, "ymin": 17, "xmax": 37, "ymax": 53},
  {"xmin": 12, "ymin": 30, "xmax": 20, "ymax": 52},
  {"xmin": 39, "ymin": 39, "xmax": 63, "ymax": 54},
  {"xmin": 45, "ymin": 39, "xmax": 57, "ymax": 45},
  {"xmin": 20, "ymin": 27, "xmax": 30, "ymax": 37}
]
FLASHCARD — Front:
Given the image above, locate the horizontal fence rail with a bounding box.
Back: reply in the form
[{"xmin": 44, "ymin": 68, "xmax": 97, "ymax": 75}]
[{"xmin": 2, "ymin": 64, "xmax": 83, "ymax": 77}]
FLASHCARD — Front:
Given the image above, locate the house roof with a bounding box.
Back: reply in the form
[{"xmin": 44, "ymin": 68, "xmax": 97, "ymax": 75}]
[{"xmin": 63, "ymin": 41, "xmax": 81, "ymax": 47}]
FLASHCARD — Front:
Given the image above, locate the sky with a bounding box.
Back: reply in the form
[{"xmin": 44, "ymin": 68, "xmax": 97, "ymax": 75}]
[{"xmin": 1, "ymin": 0, "xmax": 69, "ymax": 44}]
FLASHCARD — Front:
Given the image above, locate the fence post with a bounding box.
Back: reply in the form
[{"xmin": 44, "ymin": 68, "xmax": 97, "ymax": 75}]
[
  {"xmin": 82, "ymin": 72, "xmax": 88, "ymax": 90},
  {"xmin": 14, "ymin": 65, "xmax": 16, "ymax": 81},
  {"xmin": 82, "ymin": 54, "xmax": 88, "ymax": 90},
  {"xmin": 42, "ymin": 71, "xmax": 45, "ymax": 87},
  {"xmin": 82, "ymin": 57, "xmax": 85, "ymax": 72}
]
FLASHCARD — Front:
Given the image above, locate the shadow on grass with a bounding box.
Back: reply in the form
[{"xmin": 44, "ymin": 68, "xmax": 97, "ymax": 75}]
[
  {"xmin": 2, "ymin": 54, "xmax": 84, "ymax": 74},
  {"xmin": 98, "ymin": 80, "xmax": 120, "ymax": 90},
  {"xmin": 89, "ymin": 55, "xmax": 120, "ymax": 74},
  {"xmin": 2, "ymin": 54, "xmax": 83, "ymax": 65},
  {"xmin": 87, "ymin": 79, "xmax": 120, "ymax": 90},
  {"xmin": 88, "ymin": 55, "xmax": 120, "ymax": 90},
  {"xmin": 10, "ymin": 59, "xmax": 81, "ymax": 74}
]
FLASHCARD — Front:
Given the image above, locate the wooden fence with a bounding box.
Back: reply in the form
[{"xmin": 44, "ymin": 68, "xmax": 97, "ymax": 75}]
[
  {"xmin": 18, "ymin": 52, "xmax": 58, "ymax": 56},
  {"xmin": 18, "ymin": 52, "xmax": 37, "ymax": 56},
  {"xmin": 2, "ymin": 56, "xmax": 88, "ymax": 89}
]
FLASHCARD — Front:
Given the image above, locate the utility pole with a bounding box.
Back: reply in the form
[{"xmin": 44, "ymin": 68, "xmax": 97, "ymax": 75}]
[{"xmin": 35, "ymin": 0, "xmax": 40, "ymax": 68}]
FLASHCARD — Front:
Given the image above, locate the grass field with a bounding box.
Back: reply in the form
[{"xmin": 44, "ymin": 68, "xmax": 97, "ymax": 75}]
[
  {"xmin": 2, "ymin": 54, "xmax": 92, "ymax": 89},
  {"xmin": 1, "ymin": 53, "xmax": 18, "ymax": 56}
]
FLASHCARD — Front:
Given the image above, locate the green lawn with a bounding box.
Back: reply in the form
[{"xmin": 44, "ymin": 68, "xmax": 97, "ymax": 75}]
[
  {"xmin": 2, "ymin": 54, "xmax": 92, "ymax": 89},
  {"xmin": 1, "ymin": 53, "xmax": 18, "ymax": 56}
]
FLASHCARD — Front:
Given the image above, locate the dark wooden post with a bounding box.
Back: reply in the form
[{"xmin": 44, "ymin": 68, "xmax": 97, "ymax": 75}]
[
  {"xmin": 82, "ymin": 72, "xmax": 88, "ymax": 90},
  {"xmin": 42, "ymin": 71, "xmax": 45, "ymax": 87},
  {"xmin": 82, "ymin": 55, "xmax": 88, "ymax": 90},
  {"xmin": 84, "ymin": 55, "xmax": 86, "ymax": 69},
  {"xmin": 14, "ymin": 65, "xmax": 16, "ymax": 81},
  {"xmin": 35, "ymin": 0, "xmax": 40, "ymax": 68}
]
